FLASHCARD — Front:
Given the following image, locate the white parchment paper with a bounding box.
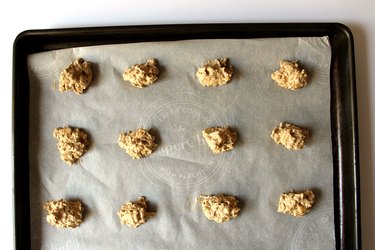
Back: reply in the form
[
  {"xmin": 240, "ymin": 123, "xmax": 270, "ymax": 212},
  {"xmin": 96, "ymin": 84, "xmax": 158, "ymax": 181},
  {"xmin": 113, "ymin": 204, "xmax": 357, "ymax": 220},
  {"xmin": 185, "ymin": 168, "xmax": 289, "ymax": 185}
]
[{"xmin": 28, "ymin": 37, "xmax": 334, "ymax": 250}]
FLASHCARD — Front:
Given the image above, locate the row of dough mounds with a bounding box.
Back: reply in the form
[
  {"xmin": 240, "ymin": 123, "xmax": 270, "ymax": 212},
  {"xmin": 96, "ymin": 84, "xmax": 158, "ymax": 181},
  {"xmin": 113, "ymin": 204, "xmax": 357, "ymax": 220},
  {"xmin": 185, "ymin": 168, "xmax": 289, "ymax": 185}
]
[
  {"xmin": 43, "ymin": 190, "xmax": 315, "ymax": 229},
  {"xmin": 52, "ymin": 123, "xmax": 310, "ymax": 166},
  {"xmin": 58, "ymin": 58, "xmax": 309, "ymax": 94},
  {"xmin": 51, "ymin": 56, "xmax": 314, "ymax": 231}
]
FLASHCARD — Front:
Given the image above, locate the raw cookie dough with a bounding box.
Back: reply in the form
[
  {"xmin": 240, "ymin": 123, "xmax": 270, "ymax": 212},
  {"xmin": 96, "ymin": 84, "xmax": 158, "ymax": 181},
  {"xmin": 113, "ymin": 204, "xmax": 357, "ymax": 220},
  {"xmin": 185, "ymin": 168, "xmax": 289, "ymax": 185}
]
[
  {"xmin": 59, "ymin": 58, "xmax": 93, "ymax": 94},
  {"xmin": 277, "ymin": 189, "xmax": 315, "ymax": 217},
  {"xmin": 118, "ymin": 128, "xmax": 158, "ymax": 159},
  {"xmin": 123, "ymin": 59, "xmax": 159, "ymax": 88},
  {"xmin": 53, "ymin": 126, "xmax": 90, "ymax": 165},
  {"xmin": 271, "ymin": 60, "xmax": 308, "ymax": 90},
  {"xmin": 271, "ymin": 122, "xmax": 310, "ymax": 150},
  {"xmin": 198, "ymin": 194, "xmax": 241, "ymax": 223},
  {"xmin": 196, "ymin": 58, "xmax": 234, "ymax": 87},
  {"xmin": 43, "ymin": 199, "xmax": 84, "ymax": 228},
  {"xmin": 117, "ymin": 196, "xmax": 156, "ymax": 228},
  {"xmin": 202, "ymin": 126, "xmax": 237, "ymax": 153}
]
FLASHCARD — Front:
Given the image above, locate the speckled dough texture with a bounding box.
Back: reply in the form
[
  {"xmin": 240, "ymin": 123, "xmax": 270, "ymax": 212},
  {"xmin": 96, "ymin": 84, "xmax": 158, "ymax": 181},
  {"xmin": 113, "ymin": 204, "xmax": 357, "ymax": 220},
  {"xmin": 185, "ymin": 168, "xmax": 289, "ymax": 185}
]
[
  {"xmin": 271, "ymin": 60, "xmax": 308, "ymax": 90},
  {"xmin": 118, "ymin": 128, "xmax": 157, "ymax": 159},
  {"xmin": 198, "ymin": 194, "xmax": 240, "ymax": 223},
  {"xmin": 117, "ymin": 196, "xmax": 156, "ymax": 228},
  {"xmin": 202, "ymin": 126, "xmax": 237, "ymax": 153},
  {"xmin": 53, "ymin": 126, "xmax": 89, "ymax": 165},
  {"xmin": 277, "ymin": 190, "xmax": 315, "ymax": 217},
  {"xmin": 59, "ymin": 58, "xmax": 93, "ymax": 94},
  {"xmin": 271, "ymin": 122, "xmax": 310, "ymax": 150},
  {"xmin": 123, "ymin": 59, "xmax": 159, "ymax": 88},
  {"xmin": 43, "ymin": 199, "xmax": 84, "ymax": 228},
  {"xmin": 196, "ymin": 58, "xmax": 234, "ymax": 87}
]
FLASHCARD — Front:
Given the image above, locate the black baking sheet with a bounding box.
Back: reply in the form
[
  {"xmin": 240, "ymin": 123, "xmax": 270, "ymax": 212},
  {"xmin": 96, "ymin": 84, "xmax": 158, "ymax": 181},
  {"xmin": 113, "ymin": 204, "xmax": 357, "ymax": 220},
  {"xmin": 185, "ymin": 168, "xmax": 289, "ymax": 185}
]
[{"xmin": 12, "ymin": 23, "xmax": 360, "ymax": 250}]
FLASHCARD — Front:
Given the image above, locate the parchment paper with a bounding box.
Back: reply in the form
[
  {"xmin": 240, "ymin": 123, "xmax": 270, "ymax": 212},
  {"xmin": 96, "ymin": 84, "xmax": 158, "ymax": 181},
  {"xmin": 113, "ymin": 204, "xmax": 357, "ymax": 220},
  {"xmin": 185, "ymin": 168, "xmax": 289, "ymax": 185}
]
[{"xmin": 28, "ymin": 37, "xmax": 334, "ymax": 250}]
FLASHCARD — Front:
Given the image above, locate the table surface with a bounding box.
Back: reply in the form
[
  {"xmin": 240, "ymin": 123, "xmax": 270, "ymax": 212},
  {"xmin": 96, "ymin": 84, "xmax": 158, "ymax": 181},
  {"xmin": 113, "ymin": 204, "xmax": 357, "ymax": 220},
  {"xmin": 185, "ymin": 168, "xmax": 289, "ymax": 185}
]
[{"xmin": 1, "ymin": 1, "xmax": 374, "ymax": 249}]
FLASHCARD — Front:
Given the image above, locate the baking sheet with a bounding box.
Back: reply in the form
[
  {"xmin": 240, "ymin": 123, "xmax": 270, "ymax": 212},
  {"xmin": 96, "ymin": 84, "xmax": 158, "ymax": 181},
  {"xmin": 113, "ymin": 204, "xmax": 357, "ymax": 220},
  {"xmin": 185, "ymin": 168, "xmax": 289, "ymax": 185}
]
[{"xmin": 27, "ymin": 37, "xmax": 334, "ymax": 249}]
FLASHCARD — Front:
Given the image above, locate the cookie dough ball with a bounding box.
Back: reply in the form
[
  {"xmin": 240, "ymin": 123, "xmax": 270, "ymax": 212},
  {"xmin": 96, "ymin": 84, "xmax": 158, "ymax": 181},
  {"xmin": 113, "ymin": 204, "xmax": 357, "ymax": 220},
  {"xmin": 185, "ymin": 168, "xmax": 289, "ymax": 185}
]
[
  {"xmin": 59, "ymin": 58, "xmax": 93, "ymax": 94},
  {"xmin": 202, "ymin": 126, "xmax": 237, "ymax": 153},
  {"xmin": 117, "ymin": 196, "xmax": 156, "ymax": 228},
  {"xmin": 196, "ymin": 58, "xmax": 234, "ymax": 87},
  {"xmin": 277, "ymin": 189, "xmax": 315, "ymax": 217},
  {"xmin": 43, "ymin": 199, "xmax": 84, "ymax": 228},
  {"xmin": 198, "ymin": 194, "xmax": 240, "ymax": 223},
  {"xmin": 53, "ymin": 126, "xmax": 90, "ymax": 165},
  {"xmin": 271, "ymin": 122, "xmax": 310, "ymax": 150},
  {"xmin": 123, "ymin": 59, "xmax": 159, "ymax": 88},
  {"xmin": 118, "ymin": 128, "xmax": 158, "ymax": 159},
  {"xmin": 271, "ymin": 60, "xmax": 308, "ymax": 90}
]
